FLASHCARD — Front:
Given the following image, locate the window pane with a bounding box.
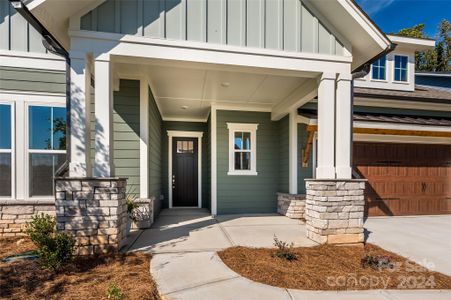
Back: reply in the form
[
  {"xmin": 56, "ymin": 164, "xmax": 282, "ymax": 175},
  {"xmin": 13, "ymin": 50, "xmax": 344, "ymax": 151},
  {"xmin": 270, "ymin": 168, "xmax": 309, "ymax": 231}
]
[
  {"xmin": 234, "ymin": 132, "xmax": 242, "ymax": 150},
  {"xmin": 0, "ymin": 104, "xmax": 11, "ymax": 149},
  {"xmin": 29, "ymin": 153, "xmax": 65, "ymax": 196},
  {"xmin": 29, "ymin": 106, "xmax": 51, "ymax": 149},
  {"xmin": 242, "ymin": 152, "xmax": 251, "ymax": 170},
  {"xmin": 243, "ymin": 132, "xmax": 251, "ymax": 150},
  {"xmin": 0, "ymin": 153, "xmax": 11, "ymax": 197},
  {"xmin": 401, "ymin": 69, "xmax": 407, "ymax": 82},
  {"xmin": 53, "ymin": 107, "xmax": 67, "ymax": 150},
  {"xmin": 234, "ymin": 152, "xmax": 242, "ymax": 170}
]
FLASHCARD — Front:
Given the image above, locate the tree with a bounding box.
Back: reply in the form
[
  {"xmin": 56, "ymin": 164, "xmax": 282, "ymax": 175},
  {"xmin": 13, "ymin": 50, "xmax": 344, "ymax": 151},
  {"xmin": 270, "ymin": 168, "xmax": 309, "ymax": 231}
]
[{"xmin": 394, "ymin": 19, "xmax": 450, "ymax": 72}]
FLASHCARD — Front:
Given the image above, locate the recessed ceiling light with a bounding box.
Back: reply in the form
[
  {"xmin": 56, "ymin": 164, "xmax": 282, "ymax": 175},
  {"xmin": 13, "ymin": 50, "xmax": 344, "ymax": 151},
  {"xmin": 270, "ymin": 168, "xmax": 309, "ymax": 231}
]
[
  {"xmin": 181, "ymin": 105, "xmax": 189, "ymax": 110},
  {"xmin": 221, "ymin": 82, "xmax": 230, "ymax": 87}
]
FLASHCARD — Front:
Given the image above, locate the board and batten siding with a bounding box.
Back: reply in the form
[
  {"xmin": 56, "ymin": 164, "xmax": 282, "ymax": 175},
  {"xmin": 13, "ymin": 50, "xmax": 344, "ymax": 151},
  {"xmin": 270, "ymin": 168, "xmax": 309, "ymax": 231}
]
[
  {"xmin": 161, "ymin": 121, "xmax": 208, "ymax": 208},
  {"xmin": 0, "ymin": 0, "xmax": 46, "ymax": 53},
  {"xmin": 216, "ymin": 110, "xmax": 279, "ymax": 214},
  {"xmin": 80, "ymin": 0, "xmax": 345, "ymax": 56},
  {"xmin": 0, "ymin": 66, "xmax": 65, "ymax": 94},
  {"xmin": 148, "ymin": 86, "xmax": 163, "ymax": 214}
]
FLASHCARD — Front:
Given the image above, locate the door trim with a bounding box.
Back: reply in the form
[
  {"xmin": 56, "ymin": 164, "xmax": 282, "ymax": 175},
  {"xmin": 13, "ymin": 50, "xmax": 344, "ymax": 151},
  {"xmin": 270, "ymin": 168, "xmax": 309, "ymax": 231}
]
[{"xmin": 167, "ymin": 130, "xmax": 203, "ymax": 209}]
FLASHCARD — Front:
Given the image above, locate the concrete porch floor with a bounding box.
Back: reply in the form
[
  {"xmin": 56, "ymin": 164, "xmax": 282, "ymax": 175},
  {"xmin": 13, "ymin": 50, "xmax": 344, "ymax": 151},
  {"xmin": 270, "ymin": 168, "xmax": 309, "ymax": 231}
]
[{"xmin": 126, "ymin": 208, "xmax": 317, "ymax": 253}]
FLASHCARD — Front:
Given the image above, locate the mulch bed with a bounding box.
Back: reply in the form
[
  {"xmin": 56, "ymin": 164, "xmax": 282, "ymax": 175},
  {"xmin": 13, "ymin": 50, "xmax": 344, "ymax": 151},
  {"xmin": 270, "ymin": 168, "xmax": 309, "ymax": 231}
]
[
  {"xmin": 0, "ymin": 237, "xmax": 161, "ymax": 300},
  {"xmin": 218, "ymin": 243, "xmax": 451, "ymax": 290}
]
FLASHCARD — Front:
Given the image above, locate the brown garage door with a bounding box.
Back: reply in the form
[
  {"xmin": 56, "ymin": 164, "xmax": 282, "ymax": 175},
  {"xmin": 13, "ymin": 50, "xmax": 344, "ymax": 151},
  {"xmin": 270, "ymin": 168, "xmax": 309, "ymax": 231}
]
[{"xmin": 353, "ymin": 142, "xmax": 451, "ymax": 216}]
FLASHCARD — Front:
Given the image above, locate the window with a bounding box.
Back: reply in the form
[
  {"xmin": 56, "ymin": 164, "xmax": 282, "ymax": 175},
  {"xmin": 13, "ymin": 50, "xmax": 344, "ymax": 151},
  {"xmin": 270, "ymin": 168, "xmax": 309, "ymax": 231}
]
[
  {"xmin": 394, "ymin": 55, "xmax": 408, "ymax": 82},
  {"xmin": 28, "ymin": 106, "xmax": 66, "ymax": 197},
  {"xmin": 227, "ymin": 123, "xmax": 258, "ymax": 176},
  {"xmin": 0, "ymin": 104, "xmax": 12, "ymax": 197},
  {"xmin": 177, "ymin": 140, "xmax": 194, "ymax": 153},
  {"xmin": 372, "ymin": 56, "xmax": 386, "ymax": 80}
]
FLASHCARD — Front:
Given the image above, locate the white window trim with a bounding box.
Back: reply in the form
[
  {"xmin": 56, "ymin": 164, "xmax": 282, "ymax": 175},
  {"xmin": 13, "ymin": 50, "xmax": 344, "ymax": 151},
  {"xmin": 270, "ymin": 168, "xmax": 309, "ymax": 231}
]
[
  {"xmin": 371, "ymin": 56, "xmax": 387, "ymax": 81},
  {"xmin": 26, "ymin": 102, "xmax": 67, "ymax": 200},
  {"xmin": 0, "ymin": 101, "xmax": 15, "ymax": 199},
  {"xmin": 167, "ymin": 130, "xmax": 203, "ymax": 209},
  {"xmin": 227, "ymin": 123, "xmax": 258, "ymax": 176},
  {"xmin": 393, "ymin": 55, "xmax": 409, "ymax": 83}
]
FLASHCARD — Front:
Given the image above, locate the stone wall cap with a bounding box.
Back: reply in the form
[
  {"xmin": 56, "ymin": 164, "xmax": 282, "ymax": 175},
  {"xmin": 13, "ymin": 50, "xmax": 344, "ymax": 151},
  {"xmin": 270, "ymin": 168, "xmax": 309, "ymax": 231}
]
[
  {"xmin": 304, "ymin": 179, "xmax": 367, "ymax": 182},
  {"xmin": 0, "ymin": 199, "xmax": 55, "ymax": 205},
  {"xmin": 54, "ymin": 177, "xmax": 128, "ymax": 181},
  {"xmin": 277, "ymin": 192, "xmax": 307, "ymax": 197}
]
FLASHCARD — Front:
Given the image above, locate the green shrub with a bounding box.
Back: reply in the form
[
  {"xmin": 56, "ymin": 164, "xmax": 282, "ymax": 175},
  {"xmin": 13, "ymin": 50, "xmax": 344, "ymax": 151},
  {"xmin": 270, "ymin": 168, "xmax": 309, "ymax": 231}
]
[
  {"xmin": 272, "ymin": 235, "xmax": 298, "ymax": 261},
  {"xmin": 26, "ymin": 214, "xmax": 76, "ymax": 271},
  {"xmin": 106, "ymin": 283, "xmax": 124, "ymax": 300},
  {"xmin": 361, "ymin": 255, "xmax": 394, "ymax": 270}
]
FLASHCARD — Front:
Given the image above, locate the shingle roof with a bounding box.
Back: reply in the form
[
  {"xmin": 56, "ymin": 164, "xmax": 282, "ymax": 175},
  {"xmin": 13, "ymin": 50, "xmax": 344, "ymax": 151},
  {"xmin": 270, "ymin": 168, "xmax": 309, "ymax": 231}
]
[
  {"xmin": 353, "ymin": 113, "xmax": 451, "ymax": 126},
  {"xmin": 354, "ymin": 85, "xmax": 451, "ymax": 103}
]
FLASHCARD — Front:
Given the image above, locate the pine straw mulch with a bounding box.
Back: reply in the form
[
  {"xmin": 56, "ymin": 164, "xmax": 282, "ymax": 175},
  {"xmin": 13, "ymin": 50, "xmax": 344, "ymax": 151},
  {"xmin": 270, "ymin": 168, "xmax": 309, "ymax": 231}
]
[
  {"xmin": 218, "ymin": 243, "xmax": 451, "ymax": 290},
  {"xmin": 0, "ymin": 237, "xmax": 161, "ymax": 300}
]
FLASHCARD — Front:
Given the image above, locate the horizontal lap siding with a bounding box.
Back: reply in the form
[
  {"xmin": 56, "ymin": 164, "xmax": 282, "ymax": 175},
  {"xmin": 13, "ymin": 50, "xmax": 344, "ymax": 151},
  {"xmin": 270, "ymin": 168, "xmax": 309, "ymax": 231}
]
[
  {"xmin": 0, "ymin": 67, "xmax": 65, "ymax": 94},
  {"xmin": 217, "ymin": 111, "xmax": 279, "ymax": 214},
  {"xmin": 80, "ymin": 0, "xmax": 345, "ymax": 56},
  {"xmin": 148, "ymin": 87, "xmax": 162, "ymax": 214},
  {"xmin": 278, "ymin": 116, "xmax": 289, "ymax": 193},
  {"xmin": 161, "ymin": 121, "xmax": 208, "ymax": 208}
]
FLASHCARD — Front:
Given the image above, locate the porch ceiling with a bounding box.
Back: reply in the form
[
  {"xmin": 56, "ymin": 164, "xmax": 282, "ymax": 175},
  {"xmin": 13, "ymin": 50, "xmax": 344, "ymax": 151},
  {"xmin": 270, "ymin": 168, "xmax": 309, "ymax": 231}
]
[{"xmin": 115, "ymin": 61, "xmax": 316, "ymax": 121}]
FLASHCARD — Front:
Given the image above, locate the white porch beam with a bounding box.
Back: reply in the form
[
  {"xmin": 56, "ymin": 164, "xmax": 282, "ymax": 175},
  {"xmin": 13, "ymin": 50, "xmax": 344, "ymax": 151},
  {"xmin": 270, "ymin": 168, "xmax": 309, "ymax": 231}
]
[
  {"xmin": 93, "ymin": 56, "xmax": 114, "ymax": 177},
  {"xmin": 69, "ymin": 54, "xmax": 91, "ymax": 177},
  {"xmin": 316, "ymin": 73, "xmax": 336, "ymax": 179},
  {"xmin": 288, "ymin": 109, "xmax": 298, "ymax": 194},
  {"xmin": 335, "ymin": 73, "xmax": 353, "ymax": 179}
]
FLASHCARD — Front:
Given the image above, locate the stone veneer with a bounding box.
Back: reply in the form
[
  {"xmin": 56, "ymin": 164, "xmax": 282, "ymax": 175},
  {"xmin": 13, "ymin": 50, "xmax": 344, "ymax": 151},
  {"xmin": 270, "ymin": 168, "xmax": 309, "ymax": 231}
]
[
  {"xmin": 277, "ymin": 193, "xmax": 306, "ymax": 220},
  {"xmin": 305, "ymin": 179, "xmax": 366, "ymax": 245},
  {"xmin": 55, "ymin": 177, "xmax": 128, "ymax": 255},
  {"xmin": 0, "ymin": 200, "xmax": 55, "ymax": 237}
]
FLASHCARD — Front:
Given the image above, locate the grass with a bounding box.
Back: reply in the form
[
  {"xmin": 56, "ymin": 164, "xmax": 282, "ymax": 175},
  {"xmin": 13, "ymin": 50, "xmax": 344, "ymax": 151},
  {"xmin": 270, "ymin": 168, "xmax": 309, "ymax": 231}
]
[
  {"xmin": 218, "ymin": 243, "xmax": 451, "ymax": 290},
  {"xmin": 0, "ymin": 237, "xmax": 161, "ymax": 300}
]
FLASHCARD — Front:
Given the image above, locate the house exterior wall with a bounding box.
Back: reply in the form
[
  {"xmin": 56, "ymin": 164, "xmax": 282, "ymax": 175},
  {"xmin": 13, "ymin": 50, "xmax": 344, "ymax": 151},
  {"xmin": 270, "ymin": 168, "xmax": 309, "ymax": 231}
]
[
  {"xmin": 204, "ymin": 115, "xmax": 211, "ymax": 210},
  {"xmin": 161, "ymin": 121, "xmax": 208, "ymax": 209},
  {"xmin": 0, "ymin": 66, "xmax": 66, "ymax": 94},
  {"xmin": 278, "ymin": 115, "xmax": 289, "ymax": 193},
  {"xmin": 0, "ymin": 1, "xmax": 47, "ymax": 53},
  {"xmin": 216, "ymin": 110, "xmax": 279, "ymax": 214},
  {"xmin": 148, "ymin": 86, "xmax": 162, "ymax": 214},
  {"xmin": 80, "ymin": 0, "xmax": 345, "ymax": 56}
]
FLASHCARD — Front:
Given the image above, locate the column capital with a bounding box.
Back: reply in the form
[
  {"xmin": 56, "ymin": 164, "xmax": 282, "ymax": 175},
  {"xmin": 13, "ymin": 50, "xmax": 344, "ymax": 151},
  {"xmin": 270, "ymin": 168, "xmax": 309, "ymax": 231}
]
[
  {"xmin": 337, "ymin": 73, "xmax": 353, "ymax": 82},
  {"xmin": 320, "ymin": 72, "xmax": 336, "ymax": 81}
]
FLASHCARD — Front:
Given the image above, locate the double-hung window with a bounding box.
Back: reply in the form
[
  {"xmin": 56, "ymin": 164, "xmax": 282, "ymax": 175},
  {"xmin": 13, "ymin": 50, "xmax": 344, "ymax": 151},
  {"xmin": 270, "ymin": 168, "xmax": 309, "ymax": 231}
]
[
  {"xmin": 0, "ymin": 104, "xmax": 13, "ymax": 198},
  {"xmin": 28, "ymin": 105, "xmax": 66, "ymax": 197},
  {"xmin": 394, "ymin": 55, "xmax": 408, "ymax": 82},
  {"xmin": 372, "ymin": 56, "xmax": 386, "ymax": 80},
  {"xmin": 227, "ymin": 123, "xmax": 258, "ymax": 176}
]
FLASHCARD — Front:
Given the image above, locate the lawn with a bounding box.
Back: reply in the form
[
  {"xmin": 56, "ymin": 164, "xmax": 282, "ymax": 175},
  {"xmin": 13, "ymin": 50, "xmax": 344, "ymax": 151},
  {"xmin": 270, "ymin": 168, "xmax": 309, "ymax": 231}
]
[
  {"xmin": 0, "ymin": 237, "xmax": 161, "ymax": 300},
  {"xmin": 218, "ymin": 243, "xmax": 451, "ymax": 290}
]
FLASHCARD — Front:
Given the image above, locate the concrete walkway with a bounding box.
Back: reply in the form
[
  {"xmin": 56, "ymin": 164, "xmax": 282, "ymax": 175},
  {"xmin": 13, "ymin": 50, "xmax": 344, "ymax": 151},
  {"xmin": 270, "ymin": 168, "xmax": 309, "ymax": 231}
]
[{"xmin": 126, "ymin": 209, "xmax": 451, "ymax": 300}]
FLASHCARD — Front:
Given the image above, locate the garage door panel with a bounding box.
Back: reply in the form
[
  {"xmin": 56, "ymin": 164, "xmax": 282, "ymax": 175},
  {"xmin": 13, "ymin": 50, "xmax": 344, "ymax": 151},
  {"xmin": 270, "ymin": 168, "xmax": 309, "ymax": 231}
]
[{"xmin": 354, "ymin": 142, "xmax": 451, "ymax": 216}]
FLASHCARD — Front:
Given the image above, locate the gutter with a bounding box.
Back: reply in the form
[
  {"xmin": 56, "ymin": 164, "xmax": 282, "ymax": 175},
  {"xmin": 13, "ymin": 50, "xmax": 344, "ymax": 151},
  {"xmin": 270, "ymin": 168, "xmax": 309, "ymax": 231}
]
[{"xmin": 9, "ymin": 0, "xmax": 71, "ymax": 177}]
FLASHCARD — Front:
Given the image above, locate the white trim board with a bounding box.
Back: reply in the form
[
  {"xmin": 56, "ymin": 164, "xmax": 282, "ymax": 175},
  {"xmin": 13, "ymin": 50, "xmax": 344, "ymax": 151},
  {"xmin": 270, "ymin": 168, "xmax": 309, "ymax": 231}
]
[{"xmin": 167, "ymin": 130, "xmax": 203, "ymax": 209}]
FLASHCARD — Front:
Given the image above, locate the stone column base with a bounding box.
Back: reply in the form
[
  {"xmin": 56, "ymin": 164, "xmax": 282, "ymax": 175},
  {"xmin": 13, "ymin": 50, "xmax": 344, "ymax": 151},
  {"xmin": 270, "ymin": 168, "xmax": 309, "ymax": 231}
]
[
  {"xmin": 305, "ymin": 179, "xmax": 366, "ymax": 245},
  {"xmin": 277, "ymin": 193, "xmax": 306, "ymax": 220},
  {"xmin": 55, "ymin": 177, "xmax": 128, "ymax": 255}
]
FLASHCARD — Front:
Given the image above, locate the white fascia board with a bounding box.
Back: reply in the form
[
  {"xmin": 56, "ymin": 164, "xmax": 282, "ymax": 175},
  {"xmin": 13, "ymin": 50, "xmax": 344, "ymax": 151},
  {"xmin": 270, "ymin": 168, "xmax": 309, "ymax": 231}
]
[
  {"xmin": 0, "ymin": 50, "xmax": 65, "ymax": 71},
  {"xmin": 354, "ymin": 121, "xmax": 451, "ymax": 133},
  {"xmin": 354, "ymin": 134, "xmax": 451, "ymax": 145},
  {"xmin": 70, "ymin": 31, "xmax": 352, "ymax": 75},
  {"xmin": 388, "ymin": 35, "xmax": 436, "ymax": 51}
]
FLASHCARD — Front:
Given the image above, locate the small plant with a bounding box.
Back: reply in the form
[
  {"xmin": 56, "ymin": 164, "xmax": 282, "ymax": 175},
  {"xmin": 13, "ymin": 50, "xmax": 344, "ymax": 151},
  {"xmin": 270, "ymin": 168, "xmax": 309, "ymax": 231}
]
[
  {"xmin": 26, "ymin": 214, "xmax": 76, "ymax": 271},
  {"xmin": 106, "ymin": 283, "xmax": 124, "ymax": 300},
  {"xmin": 361, "ymin": 255, "xmax": 394, "ymax": 270},
  {"xmin": 126, "ymin": 195, "xmax": 140, "ymax": 222},
  {"xmin": 272, "ymin": 235, "xmax": 297, "ymax": 261}
]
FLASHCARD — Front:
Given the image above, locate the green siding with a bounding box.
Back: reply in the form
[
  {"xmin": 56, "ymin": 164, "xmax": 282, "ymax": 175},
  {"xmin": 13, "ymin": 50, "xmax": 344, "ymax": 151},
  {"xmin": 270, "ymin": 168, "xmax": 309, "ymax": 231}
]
[
  {"xmin": 297, "ymin": 123, "xmax": 313, "ymax": 194},
  {"xmin": 148, "ymin": 87, "xmax": 162, "ymax": 214},
  {"xmin": 0, "ymin": 66, "xmax": 65, "ymax": 94},
  {"xmin": 80, "ymin": 0, "xmax": 346, "ymax": 56},
  {"xmin": 161, "ymin": 121, "xmax": 208, "ymax": 209},
  {"xmin": 278, "ymin": 116, "xmax": 289, "ymax": 193},
  {"xmin": 216, "ymin": 110, "xmax": 279, "ymax": 214},
  {"xmin": 204, "ymin": 115, "xmax": 211, "ymax": 210}
]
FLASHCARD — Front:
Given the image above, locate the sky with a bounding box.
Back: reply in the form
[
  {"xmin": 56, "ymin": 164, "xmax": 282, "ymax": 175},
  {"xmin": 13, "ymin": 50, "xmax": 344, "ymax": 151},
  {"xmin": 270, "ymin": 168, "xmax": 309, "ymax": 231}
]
[{"xmin": 355, "ymin": 0, "xmax": 451, "ymax": 38}]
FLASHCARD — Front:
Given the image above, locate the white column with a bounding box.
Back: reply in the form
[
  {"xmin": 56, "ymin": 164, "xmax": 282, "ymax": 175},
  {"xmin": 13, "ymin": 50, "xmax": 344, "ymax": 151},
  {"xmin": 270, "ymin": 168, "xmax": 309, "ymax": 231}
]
[
  {"xmin": 93, "ymin": 56, "xmax": 114, "ymax": 177},
  {"xmin": 316, "ymin": 73, "xmax": 336, "ymax": 179},
  {"xmin": 140, "ymin": 78, "xmax": 149, "ymax": 198},
  {"xmin": 211, "ymin": 106, "xmax": 217, "ymax": 215},
  {"xmin": 335, "ymin": 73, "xmax": 353, "ymax": 179},
  {"xmin": 69, "ymin": 54, "xmax": 91, "ymax": 177},
  {"xmin": 288, "ymin": 109, "xmax": 298, "ymax": 194}
]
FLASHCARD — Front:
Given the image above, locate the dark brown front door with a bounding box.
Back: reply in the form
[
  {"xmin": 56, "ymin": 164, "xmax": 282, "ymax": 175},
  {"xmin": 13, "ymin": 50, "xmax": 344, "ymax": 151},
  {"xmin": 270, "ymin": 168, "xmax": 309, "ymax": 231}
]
[
  {"xmin": 172, "ymin": 138, "xmax": 198, "ymax": 207},
  {"xmin": 354, "ymin": 142, "xmax": 451, "ymax": 217}
]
